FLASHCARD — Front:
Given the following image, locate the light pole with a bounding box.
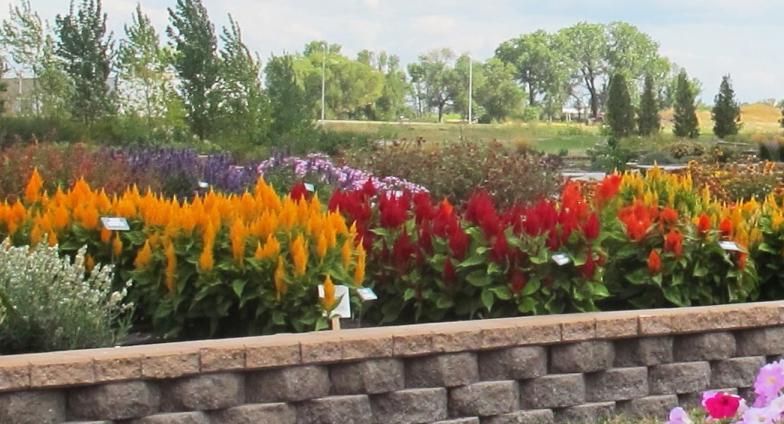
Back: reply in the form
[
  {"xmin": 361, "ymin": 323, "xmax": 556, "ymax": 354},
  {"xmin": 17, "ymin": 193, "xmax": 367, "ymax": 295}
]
[
  {"xmin": 468, "ymin": 56, "xmax": 473, "ymax": 125},
  {"xmin": 320, "ymin": 42, "xmax": 326, "ymax": 123}
]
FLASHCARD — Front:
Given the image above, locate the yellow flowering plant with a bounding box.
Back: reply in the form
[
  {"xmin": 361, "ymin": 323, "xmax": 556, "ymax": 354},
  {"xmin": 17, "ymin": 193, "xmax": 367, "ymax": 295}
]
[{"xmin": 0, "ymin": 171, "xmax": 365, "ymax": 338}]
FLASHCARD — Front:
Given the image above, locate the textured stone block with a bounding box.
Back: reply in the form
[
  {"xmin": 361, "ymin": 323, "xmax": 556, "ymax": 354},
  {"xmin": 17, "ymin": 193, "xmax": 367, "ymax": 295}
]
[
  {"xmin": 649, "ymin": 362, "xmax": 711, "ymax": 394},
  {"xmin": 520, "ymin": 374, "xmax": 585, "ymax": 409},
  {"xmin": 406, "ymin": 353, "xmax": 478, "ymax": 388},
  {"xmin": 735, "ymin": 327, "xmax": 784, "ymax": 356},
  {"xmin": 92, "ymin": 351, "xmax": 142, "ymax": 382},
  {"xmin": 479, "ymin": 320, "xmax": 560, "ymax": 350},
  {"xmin": 0, "ymin": 359, "xmax": 30, "ymax": 391},
  {"xmin": 245, "ymin": 337, "xmax": 301, "ymax": 369},
  {"xmin": 711, "ymin": 356, "xmax": 766, "ymax": 389},
  {"xmin": 161, "ymin": 373, "xmax": 244, "ymax": 411},
  {"xmin": 30, "ymin": 356, "xmax": 94, "ymax": 387},
  {"xmin": 586, "ymin": 367, "xmax": 648, "ymax": 401},
  {"xmin": 331, "ymin": 359, "xmax": 404, "ymax": 394},
  {"xmin": 340, "ymin": 331, "xmax": 393, "ymax": 360},
  {"xmin": 68, "ymin": 381, "xmax": 160, "ymax": 420},
  {"xmin": 393, "ymin": 330, "xmax": 434, "ymax": 357},
  {"xmin": 129, "ymin": 412, "xmax": 210, "ymax": 424},
  {"xmin": 550, "ymin": 341, "xmax": 614, "ymax": 373},
  {"xmin": 370, "ymin": 388, "xmax": 447, "ymax": 423},
  {"xmin": 554, "ymin": 402, "xmax": 614, "ymax": 424},
  {"xmin": 247, "ymin": 365, "xmax": 330, "ymax": 402},
  {"xmin": 431, "ymin": 418, "xmax": 480, "ymax": 424},
  {"xmin": 479, "ymin": 347, "xmax": 547, "ymax": 381},
  {"xmin": 483, "ymin": 409, "xmax": 554, "ymax": 424},
  {"xmin": 616, "ymin": 395, "xmax": 678, "ymax": 419},
  {"xmin": 614, "ymin": 336, "xmax": 673, "ymax": 367},
  {"xmin": 296, "ymin": 395, "xmax": 372, "ymax": 424},
  {"xmin": 449, "ymin": 381, "xmax": 519, "ymax": 417},
  {"xmin": 301, "ymin": 334, "xmax": 343, "ymax": 364},
  {"xmin": 0, "ymin": 390, "xmax": 65, "ymax": 424},
  {"xmin": 142, "ymin": 349, "xmax": 199, "ymax": 379},
  {"xmin": 674, "ymin": 332, "xmax": 736, "ymax": 361},
  {"xmin": 200, "ymin": 345, "xmax": 245, "ymax": 372},
  {"xmin": 560, "ymin": 317, "xmax": 596, "ymax": 341},
  {"xmin": 209, "ymin": 403, "xmax": 296, "ymax": 424}
]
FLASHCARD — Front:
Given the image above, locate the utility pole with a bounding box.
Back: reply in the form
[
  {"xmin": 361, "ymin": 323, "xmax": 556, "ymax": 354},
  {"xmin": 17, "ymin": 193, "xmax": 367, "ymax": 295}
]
[
  {"xmin": 321, "ymin": 42, "xmax": 326, "ymax": 123},
  {"xmin": 468, "ymin": 57, "xmax": 473, "ymax": 125}
]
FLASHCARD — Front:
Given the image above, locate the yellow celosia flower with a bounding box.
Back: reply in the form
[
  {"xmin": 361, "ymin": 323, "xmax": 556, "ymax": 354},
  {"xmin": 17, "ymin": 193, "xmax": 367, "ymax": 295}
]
[
  {"xmin": 112, "ymin": 233, "xmax": 123, "ymax": 257},
  {"xmin": 321, "ymin": 274, "xmax": 336, "ymax": 311},
  {"xmin": 24, "ymin": 169, "xmax": 43, "ymax": 204},
  {"xmin": 316, "ymin": 233, "xmax": 328, "ymax": 259},
  {"xmin": 85, "ymin": 254, "xmax": 95, "ymax": 273},
  {"xmin": 255, "ymin": 234, "xmax": 280, "ymax": 260},
  {"xmin": 134, "ymin": 240, "xmax": 153, "ymax": 269},
  {"xmin": 229, "ymin": 219, "xmax": 248, "ymax": 266},
  {"xmin": 274, "ymin": 257, "xmax": 287, "ymax": 300},
  {"xmin": 341, "ymin": 239, "xmax": 352, "ymax": 269},
  {"xmin": 354, "ymin": 243, "xmax": 366, "ymax": 285},
  {"xmin": 100, "ymin": 227, "xmax": 112, "ymax": 243},
  {"xmin": 48, "ymin": 231, "xmax": 58, "ymax": 247},
  {"xmin": 165, "ymin": 240, "xmax": 177, "ymax": 293},
  {"xmin": 291, "ymin": 234, "xmax": 308, "ymax": 276}
]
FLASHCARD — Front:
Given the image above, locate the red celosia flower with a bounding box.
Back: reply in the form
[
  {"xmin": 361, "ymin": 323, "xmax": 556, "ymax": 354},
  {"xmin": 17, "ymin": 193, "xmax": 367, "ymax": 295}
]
[
  {"xmin": 290, "ymin": 182, "xmax": 308, "ymax": 201},
  {"xmin": 582, "ymin": 213, "xmax": 600, "ymax": 241},
  {"xmin": 719, "ymin": 218, "xmax": 733, "ymax": 238},
  {"xmin": 466, "ymin": 191, "xmax": 501, "ymax": 237},
  {"xmin": 443, "ymin": 259, "xmax": 456, "ymax": 287},
  {"xmin": 379, "ymin": 193, "xmax": 409, "ymax": 228},
  {"xmin": 561, "ymin": 181, "xmax": 587, "ymax": 219},
  {"xmin": 392, "ymin": 232, "xmax": 416, "ymax": 271},
  {"xmin": 647, "ymin": 249, "xmax": 661, "ymax": 274},
  {"xmin": 579, "ymin": 251, "xmax": 597, "ymax": 279},
  {"xmin": 596, "ymin": 174, "xmax": 621, "ymax": 207},
  {"xmin": 490, "ymin": 231, "xmax": 509, "ymax": 263},
  {"xmin": 412, "ymin": 192, "xmax": 435, "ymax": 223},
  {"xmin": 523, "ymin": 200, "xmax": 558, "ymax": 236},
  {"xmin": 361, "ymin": 178, "xmax": 377, "ymax": 198},
  {"xmin": 704, "ymin": 392, "xmax": 741, "ymax": 420},
  {"xmin": 697, "ymin": 213, "xmax": 712, "ymax": 235},
  {"xmin": 660, "ymin": 207, "xmax": 678, "ymax": 227},
  {"xmin": 418, "ymin": 221, "xmax": 433, "ymax": 254},
  {"xmin": 663, "ymin": 229, "xmax": 684, "ymax": 257},
  {"xmin": 509, "ymin": 270, "xmax": 527, "ymax": 294},
  {"xmin": 737, "ymin": 252, "xmax": 748, "ymax": 271},
  {"xmin": 448, "ymin": 225, "xmax": 470, "ymax": 259},
  {"xmin": 618, "ymin": 201, "xmax": 654, "ymax": 242}
]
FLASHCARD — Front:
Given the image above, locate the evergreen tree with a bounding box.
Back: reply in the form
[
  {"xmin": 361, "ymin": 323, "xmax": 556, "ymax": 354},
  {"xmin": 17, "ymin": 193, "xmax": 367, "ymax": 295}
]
[
  {"xmin": 265, "ymin": 55, "xmax": 312, "ymax": 142},
  {"xmin": 711, "ymin": 75, "xmax": 741, "ymax": 139},
  {"xmin": 638, "ymin": 73, "xmax": 660, "ymax": 136},
  {"xmin": 673, "ymin": 70, "xmax": 699, "ymax": 139},
  {"xmin": 605, "ymin": 72, "xmax": 635, "ymax": 139},
  {"xmin": 167, "ymin": 0, "xmax": 220, "ymax": 141},
  {"xmin": 55, "ymin": 0, "xmax": 115, "ymax": 126},
  {"xmin": 218, "ymin": 15, "xmax": 270, "ymax": 143}
]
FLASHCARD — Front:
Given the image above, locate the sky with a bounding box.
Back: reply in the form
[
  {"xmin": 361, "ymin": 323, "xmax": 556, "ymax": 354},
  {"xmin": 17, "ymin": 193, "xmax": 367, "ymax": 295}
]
[{"xmin": 0, "ymin": 0, "xmax": 781, "ymax": 104}]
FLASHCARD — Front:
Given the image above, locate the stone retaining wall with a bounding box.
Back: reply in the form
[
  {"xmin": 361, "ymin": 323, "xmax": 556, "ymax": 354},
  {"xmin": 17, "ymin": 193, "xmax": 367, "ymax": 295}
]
[{"xmin": 2, "ymin": 301, "xmax": 784, "ymax": 423}]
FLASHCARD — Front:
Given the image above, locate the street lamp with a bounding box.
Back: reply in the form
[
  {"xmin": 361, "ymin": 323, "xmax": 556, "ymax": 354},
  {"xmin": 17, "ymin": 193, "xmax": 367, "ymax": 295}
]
[{"xmin": 468, "ymin": 56, "xmax": 473, "ymax": 125}]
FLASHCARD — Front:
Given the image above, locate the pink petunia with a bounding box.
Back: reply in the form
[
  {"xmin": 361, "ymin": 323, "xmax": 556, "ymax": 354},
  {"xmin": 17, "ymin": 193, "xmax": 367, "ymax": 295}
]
[
  {"xmin": 704, "ymin": 392, "xmax": 742, "ymax": 419},
  {"xmin": 755, "ymin": 362, "xmax": 784, "ymax": 405},
  {"xmin": 666, "ymin": 407, "xmax": 693, "ymax": 424}
]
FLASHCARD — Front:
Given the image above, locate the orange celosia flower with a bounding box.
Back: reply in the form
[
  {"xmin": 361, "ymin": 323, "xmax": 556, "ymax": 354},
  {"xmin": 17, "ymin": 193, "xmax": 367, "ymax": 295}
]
[
  {"xmin": 663, "ymin": 229, "xmax": 684, "ymax": 257},
  {"xmin": 24, "ymin": 169, "xmax": 43, "ymax": 204},
  {"xmin": 618, "ymin": 201, "xmax": 654, "ymax": 242},
  {"xmin": 719, "ymin": 218, "xmax": 733, "ymax": 238},
  {"xmin": 697, "ymin": 213, "xmax": 712, "ymax": 234},
  {"xmin": 29, "ymin": 224, "xmax": 42, "ymax": 246},
  {"xmin": 85, "ymin": 254, "xmax": 95, "ymax": 273},
  {"xmin": 100, "ymin": 227, "xmax": 112, "ymax": 243},
  {"xmin": 316, "ymin": 233, "xmax": 328, "ymax": 259},
  {"xmin": 48, "ymin": 231, "xmax": 58, "ymax": 247},
  {"xmin": 229, "ymin": 219, "xmax": 248, "ymax": 266},
  {"xmin": 660, "ymin": 207, "xmax": 678, "ymax": 227},
  {"xmin": 648, "ymin": 249, "xmax": 661, "ymax": 275},
  {"xmin": 53, "ymin": 205, "xmax": 69, "ymax": 230},
  {"xmin": 112, "ymin": 233, "xmax": 123, "ymax": 257},
  {"xmin": 134, "ymin": 240, "xmax": 153, "ymax": 269},
  {"xmin": 165, "ymin": 240, "xmax": 177, "ymax": 293},
  {"xmin": 321, "ymin": 274, "xmax": 336, "ymax": 311},
  {"xmin": 255, "ymin": 234, "xmax": 280, "ymax": 260},
  {"xmin": 341, "ymin": 239, "xmax": 352, "ymax": 269},
  {"xmin": 274, "ymin": 257, "xmax": 287, "ymax": 300},
  {"xmin": 738, "ymin": 252, "xmax": 748, "ymax": 270},
  {"xmin": 291, "ymin": 234, "xmax": 308, "ymax": 276}
]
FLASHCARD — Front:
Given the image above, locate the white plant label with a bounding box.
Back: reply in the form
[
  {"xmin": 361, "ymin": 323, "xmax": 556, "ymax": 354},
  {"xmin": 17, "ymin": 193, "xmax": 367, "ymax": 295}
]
[
  {"xmin": 101, "ymin": 217, "xmax": 130, "ymax": 231},
  {"xmin": 304, "ymin": 183, "xmax": 315, "ymax": 192},
  {"xmin": 357, "ymin": 287, "xmax": 378, "ymax": 301},
  {"xmin": 198, "ymin": 181, "xmax": 209, "ymax": 189},
  {"xmin": 552, "ymin": 253, "xmax": 570, "ymax": 266},
  {"xmin": 719, "ymin": 241, "xmax": 742, "ymax": 252},
  {"xmin": 318, "ymin": 284, "xmax": 351, "ymax": 318}
]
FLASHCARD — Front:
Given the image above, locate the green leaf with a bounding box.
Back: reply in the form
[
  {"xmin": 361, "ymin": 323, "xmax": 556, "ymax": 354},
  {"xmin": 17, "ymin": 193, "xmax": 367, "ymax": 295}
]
[
  {"xmin": 481, "ymin": 288, "xmax": 494, "ymax": 312},
  {"xmin": 518, "ymin": 297, "xmax": 537, "ymax": 313},
  {"xmin": 490, "ymin": 286, "xmax": 512, "ymax": 300},
  {"xmin": 758, "ymin": 243, "xmax": 777, "ymax": 254},
  {"xmin": 466, "ymin": 270, "xmax": 491, "ymax": 287},
  {"xmin": 232, "ymin": 279, "xmax": 246, "ymax": 299},
  {"xmin": 522, "ymin": 277, "xmax": 541, "ymax": 296},
  {"xmin": 693, "ymin": 264, "xmax": 708, "ymax": 277},
  {"xmin": 436, "ymin": 296, "xmax": 454, "ymax": 309},
  {"xmin": 403, "ymin": 288, "xmax": 416, "ymax": 301},
  {"xmin": 458, "ymin": 254, "xmax": 485, "ymax": 268}
]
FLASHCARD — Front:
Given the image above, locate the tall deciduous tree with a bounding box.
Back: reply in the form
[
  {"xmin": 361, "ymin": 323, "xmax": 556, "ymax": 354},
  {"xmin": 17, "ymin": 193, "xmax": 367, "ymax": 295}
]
[
  {"xmin": 557, "ymin": 23, "xmax": 607, "ymax": 119},
  {"xmin": 265, "ymin": 54, "xmax": 311, "ymax": 142},
  {"xmin": 605, "ymin": 73, "xmax": 635, "ymax": 138},
  {"xmin": 118, "ymin": 4, "xmax": 174, "ymax": 123},
  {"xmin": 673, "ymin": 70, "xmax": 700, "ymax": 139},
  {"xmin": 475, "ymin": 58, "xmax": 524, "ymax": 122},
  {"xmin": 1, "ymin": 0, "xmax": 44, "ymax": 115},
  {"xmin": 711, "ymin": 75, "xmax": 741, "ymax": 139},
  {"xmin": 495, "ymin": 30, "xmax": 566, "ymax": 108},
  {"xmin": 55, "ymin": 0, "xmax": 115, "ymax": 125},
  {"xmin": 408, "ymin": 48, "xmax": 458, "ymax": 123},
  {"xmin": 638, "ymin": 74, "xmax": 660, "ymax": 136},
  {"xmin": 167, "ymin": 0, "xmax": 220, "ymax": 141},
  {"xmin": 218, "ymin": 15, "xmax": 269, "ymax": 143}
]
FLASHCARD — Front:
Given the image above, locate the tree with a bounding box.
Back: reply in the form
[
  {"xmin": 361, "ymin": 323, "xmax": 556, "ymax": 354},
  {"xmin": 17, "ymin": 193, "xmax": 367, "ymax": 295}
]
[
  {"xmin": 475, "ymin": 58, "xmax": 524, "ymax": 122},
  {"xmin": 167, "ymin": 0, "xmax": 220, "ymax": 141},
  {"xmin": 495, "ymin": 30, "xmax": 567, "ymax": 108},
  {"xmin": 408, "ymin": 49, "xmax": 458, "ymax": 122},
  {"xmin": 55, "ymin": 0, "xmax": 115, "ymax": 125},
  {"xmin": 605, "ymin": 73, "xmax": 635, "ymax": 138},
  {"xmin": 218, "ymin": 15, "xmax": 269, "ymax": 143},
  {"xmin": 117, "ymin": 4, "xmax": 175, "ymax": 123},
  {"xmin": 673, "ymin": 70, "xmax": 700, "ymax": 139},
  {"xmin": 638, "ymin": 74, "xmax": 660, "ymax": 136},
  {"xmin": 0, "ymin": 57, "xmax": 7, "ymax": 116},
  {"xmin": 711, "ymin": 75, "xmax": 741, "ymax": 139},
  {"xmin": 557, "ymin": 23, "xmax": 607, "ymax": 119},
  {"xmin": 265, "ymin": 55, "xmax": 311, "ymax": 142},
  {"xmin": 1, "ymin": 0, "xmax": 44, "ymax": 115}
]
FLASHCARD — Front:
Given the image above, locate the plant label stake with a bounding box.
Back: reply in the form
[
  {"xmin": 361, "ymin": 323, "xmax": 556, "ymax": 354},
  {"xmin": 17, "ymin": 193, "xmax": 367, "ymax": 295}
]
[
  {"xmin": 198, "ymin": 181, "xmax": 210, "ymax": 189},
  {"xmin": 357, "ymin": 287, "xmax": 377, "ymax": 302},
  {"xmin": 552, "ymin": 253, "xmax": 570, "ymax": 266},
  {"xmin": 719, "ymin": 241, "xmax": 742, "ymax": 252},
  {"xmin": 319, "ymin": 284, "xmax": 351, "ymax": 330},
  {"xmin": 101, "ymin": 217, "xmax": 130, "ymax": 231},
  {"xmin": 304, "ymin": 183, "xmax": 315, "ymax": 192}
]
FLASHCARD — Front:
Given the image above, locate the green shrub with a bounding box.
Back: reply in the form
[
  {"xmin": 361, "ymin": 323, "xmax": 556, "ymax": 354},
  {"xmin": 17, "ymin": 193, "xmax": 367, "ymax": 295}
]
[{"xmin": 0, "ymin": 240, "xmax": 132, "ymax": 353}]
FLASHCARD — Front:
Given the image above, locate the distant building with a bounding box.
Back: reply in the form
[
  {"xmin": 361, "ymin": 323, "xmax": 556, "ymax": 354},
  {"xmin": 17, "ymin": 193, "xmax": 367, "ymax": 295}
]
[{"xmin": 0, "ymin": 76, "xmax": 37, "ymax": 116}]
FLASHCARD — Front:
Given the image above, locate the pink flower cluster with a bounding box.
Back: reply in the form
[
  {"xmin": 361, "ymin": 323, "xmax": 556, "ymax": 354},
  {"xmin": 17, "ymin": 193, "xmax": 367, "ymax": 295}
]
[{"xmin": 666, "ymin": 360, "xmax": 784, "ymax": 423}]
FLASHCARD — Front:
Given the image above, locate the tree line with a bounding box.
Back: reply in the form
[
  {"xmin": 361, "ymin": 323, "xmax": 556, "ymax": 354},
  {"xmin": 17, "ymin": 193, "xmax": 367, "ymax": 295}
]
[{"xmin": 0, "ymin": 0, "xmax": 741, "ymax": 146}]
